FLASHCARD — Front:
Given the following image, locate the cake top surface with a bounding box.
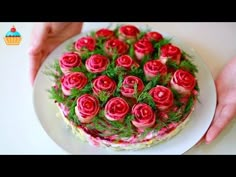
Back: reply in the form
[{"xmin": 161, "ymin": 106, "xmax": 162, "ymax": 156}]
[{"xmin": 46, "ymin": 24, "xmax": 200, "ymax": 145}]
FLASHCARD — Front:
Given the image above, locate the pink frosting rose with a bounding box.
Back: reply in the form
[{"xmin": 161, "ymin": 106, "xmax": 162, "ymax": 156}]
[
  {"xmin": 160, "ymin": 44, "xmax": 181, "ymax": 64},
  {"xmin": 131, "ymin": 103, "xmax": 156, "ymax": 129},
  {"xmin": 105, "ymin": 97, "xmax": 129, "ymax": 122},
  {"xmin": 170, "ymin": 69, "xmax": 196, "ymax": 95},
  {"xmin": 116, "ymin": 55, "xmax": 134, "ymax": 70},
  {"xmin": 59, "ymin": 52, "xmax": 81, "ymax": 74},
  {"xmin": 104, "ymin": 39, "xmax": 128, "ymax": 57},
  {"xmin": 85, "ymin": 54, "xmax": 109, "ymax": 73},
  {"xmin": 118, "ymin": 25, "xmax": 140, "ymax": 42},
  {"xmin": 95, "ymin": 28, "xmax": 115, "ymax": 40},
  {"xmin": 75, "ymin": 36, "xmax": 96, "ymax": 55},
  {"xmin": 61, "ymin": 72, "xmax": 87, "ymax": 96},
  {"xmin": 134, "ymin": 39, "xmax": 154, "ymax": 60},
  {"xmin": 149, "ymin": 85, "xmax": 174, "ymax": 111},
  {"xmin": 121, "ymin": 75, "xmax": 144, "ymax": 98},
  {"xmin": 144, "ymin": 60, "xmax": 167, "ymax": 80},
  {"xmin": 143, "ymin": 31, "xmax": 163, "ymax": 42},
  {"xmin": 92, "ymin": 75, "xmax": 116, "ymax": 96},
  {"xmin": 75, "ymin": 94, "xmax": 100, "ymax": 123}
]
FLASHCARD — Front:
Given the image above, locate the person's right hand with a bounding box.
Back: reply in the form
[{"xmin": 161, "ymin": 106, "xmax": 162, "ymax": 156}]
[
  {"xmin": 28, "ymin": 22, "xmax": 83, "ymax": 85},
  {"xmin": 204, "ymin": 56, "xmax": 236, "ymax": 144}
]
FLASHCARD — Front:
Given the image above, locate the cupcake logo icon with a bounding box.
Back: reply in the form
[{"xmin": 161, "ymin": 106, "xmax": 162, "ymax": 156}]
[{"xmin": 4, "ymin": 26, "xmax": 22, "ymax": 45}]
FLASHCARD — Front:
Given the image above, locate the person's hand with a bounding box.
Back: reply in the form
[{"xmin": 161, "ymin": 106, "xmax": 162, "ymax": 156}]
[
  {"xmin": 28, "ymin": 22, "xmax": 83, "ymax": 85},
  {"xmin": 204, "ymin": 56, "xmax": 236, "ymax": 144}
]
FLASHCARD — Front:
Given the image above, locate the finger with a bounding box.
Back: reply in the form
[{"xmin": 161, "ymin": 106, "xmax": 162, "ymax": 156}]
[
  {"xmin": 29, "ymin": 23, "xmax": 51, "ymax": 85},
  {"xmin": 28, "ymin": 46, "xmax": 40, "ymax": 56},
  {"xmin": 29, "ymin": 52, "xmax": 42, "ymax": 86},
  {"xmin": 205, "ymin": 103, "xmax": 236, "ymax": 144},
  {"xmin": 29, "ymin": 50, "xmax": 49, "ymax": 86},
  {"xmin": 196, "ymin": 133, "xmax": 206, "ymax": 146},
  {"xmin": 29, "ymin": 23, "xmax": 50, "ymax": 53}
]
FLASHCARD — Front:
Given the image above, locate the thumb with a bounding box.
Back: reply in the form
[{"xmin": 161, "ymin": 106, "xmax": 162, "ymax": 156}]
[{"xmin": 205, "ymin": 103, "xmax": 236, "ymax": 144}]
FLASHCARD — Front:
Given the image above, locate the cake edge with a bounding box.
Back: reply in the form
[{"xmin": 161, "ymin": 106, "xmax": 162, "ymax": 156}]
[{"xmin": 55, "ymin": 103, "xmax": 195, "ymax": 151}]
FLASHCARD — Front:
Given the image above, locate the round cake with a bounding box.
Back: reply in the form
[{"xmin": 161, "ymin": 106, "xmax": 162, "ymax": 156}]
[{"xmin": 46, "ymin": 24, "xmax": 199, "ymax": 151}]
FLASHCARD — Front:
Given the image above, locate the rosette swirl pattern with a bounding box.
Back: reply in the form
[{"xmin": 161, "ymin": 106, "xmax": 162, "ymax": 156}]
[
  {"xmin": 92, "ymin": 75, "xmax": 116, "ymax": 96},
  {"xmin": 131, "ymin": 103, "xmax": 156, "ymax": 129},
  {"xmin": 149, "ymin": 85, "xmax": 174, "ymax": 111},
  {"xmin": 134, "ymin": 39, "xmax": 154, "ymax": 60},
  {"xmin": 121, "ymin": 76, "xmax": 144, "ymax": 98},
  {"xmin": 116, "ymin": 55, "xmax": 134, "ymax": 69},
  {"xmin": 160, "ymin": 44, "xmax": 181, "ymax": 64},
  {"xmin": 170, "ymin": 69, "xmax": 196, "ymax": 95},
  {"xmin": 85, "ymin": 54, "xmax": 109, "ymax": 73},
  {"xmin": 75, "ymin": 94, "xmax": 100, "ymax": 123},
  {"xmin": 144, "ymin": 60, "xmax": 167, "ymax": 80},
  {"xmin": 61, "ymin": 72, "xmax": 87, "ymax": 96},
  {"xmin": 75, "ymin": 36, "xmax": 96, "ymax": 54},
  {"xmin": 104, "ymin": 39, "xmax": 128, "ymax": 56},
  {"xmin": 118, "ymin": 25, "xmax": 140, "ymax": 42},
  {"xmin": 59, "ymin": 52, "xmax": 81, "ymax": 74},
  {"xmin": 96, "ymin": 28, "xmax": 115, "ymax": 40},
  {"xmin": 105, "ymin": 97, "xmax": 129, "ymax": 122},
  {"xmin": 143, "ymin": 31, "xmax": 163, "ymax": 42}
]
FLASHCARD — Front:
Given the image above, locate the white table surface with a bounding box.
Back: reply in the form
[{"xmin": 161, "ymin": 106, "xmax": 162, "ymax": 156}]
[{"xmin": 0, "ymin": 22, "xmax": 236, "ymax": 155}]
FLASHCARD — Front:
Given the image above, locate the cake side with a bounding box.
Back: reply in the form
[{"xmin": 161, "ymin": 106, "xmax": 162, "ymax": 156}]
[{"xmin": 56, "ymin": 101, "xmax": 195, "ymax": 151}]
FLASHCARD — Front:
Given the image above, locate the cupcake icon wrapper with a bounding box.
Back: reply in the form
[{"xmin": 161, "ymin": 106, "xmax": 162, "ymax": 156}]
[{"xmin": 4, "ymin": 26, "xmax": 22, "ymax": 45}]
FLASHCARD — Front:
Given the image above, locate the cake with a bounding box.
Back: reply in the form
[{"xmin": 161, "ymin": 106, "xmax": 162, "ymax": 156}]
[
  {"xmin": 4, "ymin": 26, "xmax": 22, "ymax": 45},
  {"xmin": 46, "ymin": 24, "xmax": 199, "ymax": 151}
]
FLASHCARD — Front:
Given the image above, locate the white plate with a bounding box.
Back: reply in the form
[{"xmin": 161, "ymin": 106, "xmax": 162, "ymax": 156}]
[{"xmin": 33, "ymin": 28, "xmax": 216, "ymax": 155}]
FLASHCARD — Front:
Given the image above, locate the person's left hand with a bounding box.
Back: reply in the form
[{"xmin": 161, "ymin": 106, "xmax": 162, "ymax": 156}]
[{"xmin": 28, "ymin": 22, "xmax": 83, "ymax": 85}]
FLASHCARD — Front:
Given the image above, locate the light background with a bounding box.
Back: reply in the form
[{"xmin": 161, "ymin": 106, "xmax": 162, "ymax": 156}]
[{"xmin": 0, "ymin": 22, "xmax": 236, "ymax": 154}]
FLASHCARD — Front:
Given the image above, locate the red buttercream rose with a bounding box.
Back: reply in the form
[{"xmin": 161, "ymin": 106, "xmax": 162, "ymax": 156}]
[
  {"xmin": 105, "ymin": 97, "xmax": 129, "ymax": 122},
  {"xmin": 170, "ymin": 69, "xmax": 196, "ymax": 95},
  {"xmin": 160, "ymin": 44, "xmax": 181, "ymax": 64},
  {"xmin": 92, "ymin": 75, "xmax": 116, "ymax": 96},
  {"xmin": 131, "ymin": 103, "xmax": 156, "ymax": 129},
  {"xmin": 121, "ymin": 75, "xmax": 144, "ymax": 98},
  {"xmin": 144, "ymin": 31, "xmax": 163, "ymax": 42},
  {"xmin": 144, "ymin": 60, "xmax": 167, "ymax": 80},
  {"xmin": 149, "ymin": 85, "xmax": 174, "ymax": 111},
  {"xmin": 59, "ymin": 52, "xmax": 81, "ymax": 74},
  {"xmin": 134, "ymin": 39, "xmax": 154, "ymax": 60},
  {"xmin": 61, "ymin": 72, "xmax": 87, "ymax": 96},
  {"xmin": 85, "ymin": 54, "xmax": 109, "ymax": 73},
  {"xmin": 116, "ymin": 55, "xmax": 134, "ymax": 70},
  {"xmin": 118, "ymin": 25, "xmax": 140, "ymax": 42},
  {"xmin": 104, "ymin": 39, "xmax": 128, "ymax": 57},
  {"xmin": 95, "ymin": 28, "xmax": 115, "ymax": 40},
  {"xmin": 75, "ymin": 94, "xmax": 100, "ymax": 123},
  {"xmin": 75, "ymin": 36, "xmax": 96, "ymax": 55}
]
